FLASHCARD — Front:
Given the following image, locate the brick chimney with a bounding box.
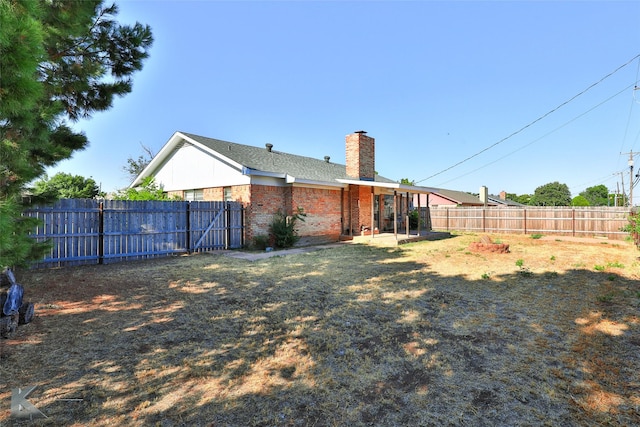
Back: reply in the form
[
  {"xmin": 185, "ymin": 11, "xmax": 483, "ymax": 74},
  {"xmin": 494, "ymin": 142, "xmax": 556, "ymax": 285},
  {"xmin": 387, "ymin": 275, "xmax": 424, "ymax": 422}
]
[
  {"xmin": 346, "ymin": 131, "xmax": 375, "ymax": 181},
  {"xmin": 499, "ymin": 191, "xmax": 507, "ymax": 200}
]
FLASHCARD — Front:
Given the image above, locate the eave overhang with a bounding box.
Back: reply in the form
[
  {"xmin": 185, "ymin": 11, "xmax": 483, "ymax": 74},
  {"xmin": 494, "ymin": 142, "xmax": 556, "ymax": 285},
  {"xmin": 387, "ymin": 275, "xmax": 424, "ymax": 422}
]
[{"xmin": 336, "ymin": 179, "xmax": 436, "ymax": 194}]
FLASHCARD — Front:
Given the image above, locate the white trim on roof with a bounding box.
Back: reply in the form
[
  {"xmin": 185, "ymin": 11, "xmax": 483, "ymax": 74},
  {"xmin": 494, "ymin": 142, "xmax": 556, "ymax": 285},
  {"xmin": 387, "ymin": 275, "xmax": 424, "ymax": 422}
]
[
  {"xmin": 336, "ymin": 178, "xmax": 435, "ymax": 193},
  {"xmin": 285, "ymin": 174, "xmax": 345, "ymax": 188}
]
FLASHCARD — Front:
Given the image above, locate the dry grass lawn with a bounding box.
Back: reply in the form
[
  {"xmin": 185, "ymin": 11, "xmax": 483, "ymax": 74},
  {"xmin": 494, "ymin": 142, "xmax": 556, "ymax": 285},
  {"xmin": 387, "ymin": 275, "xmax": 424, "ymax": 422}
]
[{"xmin": 1, "ymin": 232, "xmax": 639, "ymax": 426}]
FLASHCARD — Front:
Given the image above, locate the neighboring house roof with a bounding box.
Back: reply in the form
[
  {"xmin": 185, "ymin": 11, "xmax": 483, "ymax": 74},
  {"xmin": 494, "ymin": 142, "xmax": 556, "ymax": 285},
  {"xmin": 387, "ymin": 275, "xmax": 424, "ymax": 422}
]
[
  {"xmin": 132, "ymin": 131, "xmax": 436, "ymax": 194},
  {"xmin": 430, "ymin": 188, "xmax": 485, "ymax": 206},
  {"xmin": 487, "ymin": 194, "xmax": 524, "ymax": 207}
]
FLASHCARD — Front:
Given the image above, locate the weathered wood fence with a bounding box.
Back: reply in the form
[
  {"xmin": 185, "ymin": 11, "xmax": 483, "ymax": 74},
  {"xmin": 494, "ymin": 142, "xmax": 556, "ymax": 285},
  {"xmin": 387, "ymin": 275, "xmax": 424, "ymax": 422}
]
[
  {"xmin": 429, "ymin": 206, "xmax": 630, "ymax": 240},
  {"xmin": 24, "ymin": 199, "xmax": 244, "ymax": 268}
]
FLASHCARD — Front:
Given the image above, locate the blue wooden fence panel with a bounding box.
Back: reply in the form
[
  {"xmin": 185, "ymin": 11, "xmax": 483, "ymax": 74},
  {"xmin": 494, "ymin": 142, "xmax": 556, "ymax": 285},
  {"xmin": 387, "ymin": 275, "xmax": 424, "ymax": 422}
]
[
  {"xmin": 101, "ymin": 200, "xmax": 189, "ymax": 263},
  {"xmin": 23, "ymin": 199, "xmax": 244, "ymax": 268},
  {"xmin": 24, "ymin": 199, "xmax": 101, "ymax": 267}
]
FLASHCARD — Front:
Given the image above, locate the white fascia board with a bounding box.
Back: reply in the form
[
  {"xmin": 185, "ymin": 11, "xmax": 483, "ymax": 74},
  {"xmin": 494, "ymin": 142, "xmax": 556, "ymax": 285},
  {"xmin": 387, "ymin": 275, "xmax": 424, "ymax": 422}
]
[
  {"xmin": 335, "ymin": 178, "xmax": 436, "ymax": 194},
  {"xmin": 243, "ymin": 168, "xmax": 286, "ymax": 179},
  {"xmin": 285, "ymin": 174, "xmax": 346, "ymax": 189}
]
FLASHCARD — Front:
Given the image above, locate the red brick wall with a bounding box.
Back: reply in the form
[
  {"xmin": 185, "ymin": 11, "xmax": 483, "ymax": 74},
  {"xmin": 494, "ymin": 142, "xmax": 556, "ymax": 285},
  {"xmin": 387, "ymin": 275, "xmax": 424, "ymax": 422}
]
[
  {"xmin": 291, "ymin": 186, "xmax": 343, "ymax": 244},
  {"xmin": 204, "ymin": 187, "xmax": 223, "ymax": 200},
  {"xmin": 244, "ymin": 185, "xmax": 287, "ymax": 242},
  {"xmin": 358, "ymin": 186, "xmax": 373, "ymax": 231}
]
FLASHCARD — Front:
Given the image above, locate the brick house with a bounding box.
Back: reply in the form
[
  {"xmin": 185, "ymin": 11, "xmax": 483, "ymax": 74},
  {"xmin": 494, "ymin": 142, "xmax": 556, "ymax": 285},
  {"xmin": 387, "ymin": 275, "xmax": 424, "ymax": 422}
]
[{"xmin": 131, "ymin": 130, "xmax": 435, "ymax": 245}]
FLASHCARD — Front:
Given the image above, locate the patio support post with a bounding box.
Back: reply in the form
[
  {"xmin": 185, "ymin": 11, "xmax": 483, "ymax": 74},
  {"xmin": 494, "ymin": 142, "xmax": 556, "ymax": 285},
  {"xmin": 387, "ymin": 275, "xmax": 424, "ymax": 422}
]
[
  {"xmin": 393, "ymin": 190, "xmax": 398, "ymax": 240},
  {"xmin": 406, "ymin": 191, "xmax": 410, "ymax": 237},
  {"xmin": 417, "ymin": 193, "xmax": 421, "ymax": 235},
  {"xmin": 340, "ymin": 188, "xmax": 344, "ymax": 235},
  {"xmin": 371, "ymin": 186, "xmax": 375, "ymax": 238},
  {"xmin": 348, "ymin": 186, "xmax": 353, "ymax": 235}
]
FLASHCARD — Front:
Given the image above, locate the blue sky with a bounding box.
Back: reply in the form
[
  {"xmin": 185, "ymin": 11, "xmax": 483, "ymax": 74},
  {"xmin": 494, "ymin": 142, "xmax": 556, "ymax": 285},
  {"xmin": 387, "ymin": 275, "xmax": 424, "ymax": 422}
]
[{"xmin": 47, "ymin": 0, "xmax": 640, "ymax": 201}]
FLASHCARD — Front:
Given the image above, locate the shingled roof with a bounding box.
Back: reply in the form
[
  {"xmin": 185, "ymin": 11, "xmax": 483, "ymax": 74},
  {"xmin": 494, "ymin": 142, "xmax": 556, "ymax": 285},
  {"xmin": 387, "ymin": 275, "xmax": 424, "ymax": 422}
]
[
  {"xmin": 181, "ymin": 132, "xmax": 398, "ymax": 185},
  {"xmin": 431, "ymin": 188, "xmax": 484, "ymax": 205}
]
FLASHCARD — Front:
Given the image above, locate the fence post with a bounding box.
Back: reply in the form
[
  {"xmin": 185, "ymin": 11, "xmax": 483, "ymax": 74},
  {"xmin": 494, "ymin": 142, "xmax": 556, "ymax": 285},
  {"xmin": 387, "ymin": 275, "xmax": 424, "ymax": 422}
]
[
  {"xmin": 241, "ymin": 206, "xmax": 246, "ymax": 248},
  {"xmin": 98, "ymin": 201, "xmax": 104, "ymax": 265},
  {"xmin": 225, "ymin": 202, "xmax": 231, "ymax": 250},
  {"xmin": 186, "ymin": 201, "xmax": 191, "ymax": 254},
  {"xmin": 572, "ymin": 208, "xmax": 576, "ymax": 237},
  {"xmin": 482, "ymin": 208, "xmax": 486, "ymax": 232},
  {"xmin": 446, "ymin": 207, "xmax": 450, "ymax": 231},
  {"xmin": 523, "ymin": 208, "xmax": 527, "ymax": 234}
]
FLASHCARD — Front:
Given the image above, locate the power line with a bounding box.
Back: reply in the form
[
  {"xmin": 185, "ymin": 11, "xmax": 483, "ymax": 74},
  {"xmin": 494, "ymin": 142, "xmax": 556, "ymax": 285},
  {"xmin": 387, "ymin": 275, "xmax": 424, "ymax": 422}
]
[
  {"xmin": 619, "ymin": 58, "xmax": 640, "ymax": 157},
  {"xmin": 415, "ymin": 53, "xmax": 640, "ymax": 184},
  {"xmin": 434, "ymin": 82, "xmax": 636, "ymax": 187}
]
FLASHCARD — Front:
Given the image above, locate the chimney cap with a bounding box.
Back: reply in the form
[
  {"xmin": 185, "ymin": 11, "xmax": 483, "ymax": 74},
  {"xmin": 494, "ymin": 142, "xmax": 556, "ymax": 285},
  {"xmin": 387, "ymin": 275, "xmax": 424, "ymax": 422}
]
[
  {"xmin": 265, "ymin": 143, "xmax": 273, "ymax": 152},
  {"xmin": 354, "ymin": 130, "xmax": 367, "ymax": 134},
  {"xmin": 324, "ymin": 156, "xmax": 330, "ymax": 163}
]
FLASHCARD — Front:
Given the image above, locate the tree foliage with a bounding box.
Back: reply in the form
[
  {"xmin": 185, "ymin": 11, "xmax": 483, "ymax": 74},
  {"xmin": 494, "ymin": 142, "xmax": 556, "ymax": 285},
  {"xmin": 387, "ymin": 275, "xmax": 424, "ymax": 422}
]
[
  {"xmin": 0, "ymin": 0, "xmax": 153, "ymax": 266},
  {"xmin": 580, "ymin": 184, "xmax": 609, "ymax": 206},
  {"xmin": 113, "ymin": 177, "xmax": 176, "ymax": 201},
  {"xmin": 571, "ymin": 195, "xmax": 590, "ymax": 206},
  {"xmin": 530, "ymin": 182, "xmax": 572, "ymax": 206},
  {"xmin": 0, "ymin": 200, "xmax": 50, "ymax": 268},
  {"xmin": 31, "ymin": 172, "xmax": 103, "ymax": 200},
  {"xmin": 123, "ymin": 142, "xmax": 155, "ymax": 181},
  {"xmin": 507, "ymin": 193, "xmax": 532, "ymax": 205}
]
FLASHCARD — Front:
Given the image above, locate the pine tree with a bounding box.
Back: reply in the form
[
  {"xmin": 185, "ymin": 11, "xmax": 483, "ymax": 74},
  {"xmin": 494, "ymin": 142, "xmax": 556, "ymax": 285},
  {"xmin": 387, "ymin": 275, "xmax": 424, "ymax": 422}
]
[{"xmin": 0, "ymin": 0, "xmax": 153, "ymax": 267}]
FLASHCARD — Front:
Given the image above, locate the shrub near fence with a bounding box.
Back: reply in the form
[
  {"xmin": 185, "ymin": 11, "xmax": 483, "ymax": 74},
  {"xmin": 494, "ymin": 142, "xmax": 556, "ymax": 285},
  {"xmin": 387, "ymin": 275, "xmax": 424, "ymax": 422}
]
[
  {"xmin": 429, "ymin": 206, "xmax": 630, "ymax": 240},
  {"xmin": 24, "ymin": 199, "xmax": 244, "ymax": 268}
]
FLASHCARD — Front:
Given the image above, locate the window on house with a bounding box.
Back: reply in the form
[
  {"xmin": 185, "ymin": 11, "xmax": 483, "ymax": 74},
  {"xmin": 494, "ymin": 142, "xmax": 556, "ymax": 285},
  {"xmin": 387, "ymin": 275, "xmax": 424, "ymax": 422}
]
[
  {"xmin": 224, "ymin": 187, "xmax": 232, "ymax": 201},
  {"xmin": 184, "ymin": 189, "xmax": 204, "ymax": 201}
]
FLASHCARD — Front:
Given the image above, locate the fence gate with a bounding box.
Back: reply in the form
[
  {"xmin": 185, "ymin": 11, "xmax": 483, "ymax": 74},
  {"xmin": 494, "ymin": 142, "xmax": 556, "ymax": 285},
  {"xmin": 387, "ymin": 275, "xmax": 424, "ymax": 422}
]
[{"xmin": 188, "ymin": 201, "xmax": 244, "ymax": 253}]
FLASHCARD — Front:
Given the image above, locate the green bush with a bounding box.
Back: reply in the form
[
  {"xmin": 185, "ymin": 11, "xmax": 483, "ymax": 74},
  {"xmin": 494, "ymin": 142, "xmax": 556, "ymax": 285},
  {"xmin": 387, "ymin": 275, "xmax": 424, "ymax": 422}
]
[
  {"xmin": 409, "ymin": 210, "xmax": 420, "ymax": 229},
  {"xmin": 622, "ymin": 210, "xmax": 640, "ymax": 247},
  {"xmin": 269, "ymin": 207, "xmax": 306, "ymax": 249},
  {"xmin": 252, "ymin": 235, "xmax": 270, "ymax": 250}
]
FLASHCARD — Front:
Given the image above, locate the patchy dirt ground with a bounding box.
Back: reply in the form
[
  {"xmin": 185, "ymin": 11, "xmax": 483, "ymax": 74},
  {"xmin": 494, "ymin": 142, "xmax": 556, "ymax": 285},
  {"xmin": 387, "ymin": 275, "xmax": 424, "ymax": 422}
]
[{"xmin": 1, "ymin": 233, "xmax": 639, "ymax": 426}]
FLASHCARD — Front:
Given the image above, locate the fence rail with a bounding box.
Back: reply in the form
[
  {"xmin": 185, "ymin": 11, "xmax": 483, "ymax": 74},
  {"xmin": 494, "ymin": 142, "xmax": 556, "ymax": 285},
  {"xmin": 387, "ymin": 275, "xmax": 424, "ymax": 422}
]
[
  {"xmin": 428, "ymin": 206, "xmax": 631, "ymax": 240},
  {"xmin": 24, "ymin": 199, "xmax": 244, "ymax": 268}
]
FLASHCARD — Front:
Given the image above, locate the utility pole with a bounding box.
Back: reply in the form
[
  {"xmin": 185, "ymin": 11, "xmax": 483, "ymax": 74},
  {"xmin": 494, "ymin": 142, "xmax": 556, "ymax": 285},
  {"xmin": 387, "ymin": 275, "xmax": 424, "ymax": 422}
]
[
  {"xmin": 621, "ymin": 151, "xmax": 635, "ymax": 207},
  {"xmin": 630, "ymin": 151, "xmax": 634, "ymax": 207}
]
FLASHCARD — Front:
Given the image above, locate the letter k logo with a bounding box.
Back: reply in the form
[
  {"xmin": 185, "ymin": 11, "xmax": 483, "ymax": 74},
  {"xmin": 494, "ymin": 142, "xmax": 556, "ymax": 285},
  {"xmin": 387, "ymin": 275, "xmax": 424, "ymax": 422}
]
[{"xmin": 11, "ymin": 386, "xmax": 47, "ymax": 419}]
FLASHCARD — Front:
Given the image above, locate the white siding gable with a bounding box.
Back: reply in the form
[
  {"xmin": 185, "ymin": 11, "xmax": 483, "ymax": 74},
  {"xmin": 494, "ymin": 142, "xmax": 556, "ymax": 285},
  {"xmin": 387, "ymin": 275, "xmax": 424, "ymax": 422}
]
[{"xmin": 153, "ymin": 142, "xmax": 250, "ymax": 191}]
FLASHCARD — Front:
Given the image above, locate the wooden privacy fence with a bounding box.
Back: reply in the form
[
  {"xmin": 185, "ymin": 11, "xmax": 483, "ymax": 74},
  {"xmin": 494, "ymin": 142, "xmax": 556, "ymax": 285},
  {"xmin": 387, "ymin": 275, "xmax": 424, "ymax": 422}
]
[
  {"xmin": 429, "ymin": 206, "xmax": 631, "ymax": 240},
  {"xmin": 24, "ymin": 199, "xmax": 244, "ymax": 268}
]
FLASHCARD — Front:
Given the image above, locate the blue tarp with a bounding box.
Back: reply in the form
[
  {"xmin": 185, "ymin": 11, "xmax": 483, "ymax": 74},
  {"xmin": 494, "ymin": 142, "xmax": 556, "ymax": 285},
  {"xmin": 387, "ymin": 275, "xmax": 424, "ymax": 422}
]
[{"xmin": 3, "ymin": 283, "xmax": 24, "ymax": 316}]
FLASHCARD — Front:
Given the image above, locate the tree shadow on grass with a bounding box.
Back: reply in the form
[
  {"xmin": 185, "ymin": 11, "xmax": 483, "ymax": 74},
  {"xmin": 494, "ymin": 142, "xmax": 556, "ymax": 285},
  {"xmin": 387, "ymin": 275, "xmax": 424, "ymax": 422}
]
[{"xmin": 2, "ymin": 243, "xmax": 639, "ymax": 426}]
